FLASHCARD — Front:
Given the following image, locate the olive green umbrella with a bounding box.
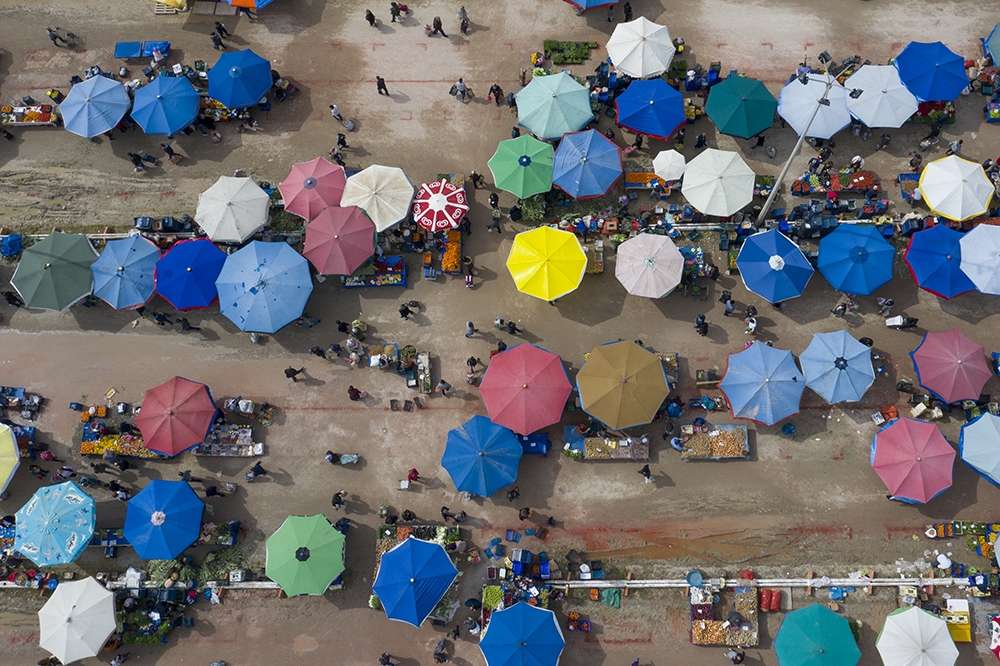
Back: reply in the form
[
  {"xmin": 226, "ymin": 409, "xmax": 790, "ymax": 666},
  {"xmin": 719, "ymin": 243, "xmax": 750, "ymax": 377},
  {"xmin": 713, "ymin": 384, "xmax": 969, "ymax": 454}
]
[
  {"xmin": 265, "ymin": 515, "xmax": 345, "ymax": 597},
  {"xmin": 11, "ymin": 232, "xmax": 98, "ymax": 311},
  {"xmin": 488, "ymin": 135, "xmax": 554, "ymax": 199}
]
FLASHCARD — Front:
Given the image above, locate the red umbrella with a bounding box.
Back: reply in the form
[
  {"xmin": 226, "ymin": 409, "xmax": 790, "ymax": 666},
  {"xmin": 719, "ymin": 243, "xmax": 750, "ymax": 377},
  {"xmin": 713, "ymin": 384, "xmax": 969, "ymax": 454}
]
[
  {"xmin": 871, "ymin": 418, "xmax": 955, "ymax": 504},
  {"xmin": 278, "ymin": 158, "xmax": 346, "ymax": 221},
  {"xmin": 411, "ymin": 179, "xmax": 469, "ymax": 232},
  {"xmin": 135, "ymin": 377, "xmax": 217, "ymax": 456},
  {"xmin": 910, "ymin": 329, "xmax": 990, "ymax": 404},
  {"xmin": 478, "ymin": 343, "xmax": 572, "ymax": 435},
  {"xmin": 302, "ymin": 206, "xmax": 376, "ymax": 275}
]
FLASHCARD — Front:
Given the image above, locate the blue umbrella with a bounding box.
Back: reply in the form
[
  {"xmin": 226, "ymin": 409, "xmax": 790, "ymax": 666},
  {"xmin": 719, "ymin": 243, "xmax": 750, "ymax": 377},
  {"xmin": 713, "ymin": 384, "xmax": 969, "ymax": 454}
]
[
  {"xmin": 131, "ymin": 76, "xmax": 200, "ymax": 136},
  {"xmin": 215, "ymin": 241, "xmax": 314, "ymax": 333},
  {"xmin": 960, "ymin": 412, "xmax": 1000, "ymax": 487},
  {"xmin": 372, "ymin": 536, "xmax": 459, "ymax": 627},
  {"xmin": 480, "ymin": 602, "xmax": 566, "ymax": 666},
  {"xmin": 552, "ymin": 129, "xmax": 623, "ymax": 199},
  {"xmin": 563, "ymin": 0, "xmax": 616, "ymax": 9},
  {"xmin": 986, "ymin": 24, "xmax": 1000, "ymax": 64},
  {"xmin": 799, "ymin": 331, "xmax": 874, "ymax": 404},
  {"xmin": 904, "ymin": 225, "xmax": 975, "ymax": 299},
  {"xmin": 817, "ymin": 225, "xmax": 895, "ymax": 295},
  {"xmin": 208, "ymin": 49, "xmax": 273, "ymax": 109},
  {"xmin": 14, "ymin": 481, "xmax": 95, "ymax": 567},
  {"xmin": 155, "ymin": 238, "xmax": 227, "ymax": 310},
  {"xmin": 894, "ymin": 41, "xmax": 968, "ymax": 102},
  {"xmin": 736, "ymin": 229, "xmax": 814, "ymax": 303},
  {"xmin": 124, "ymin": 480, "xmax": 204, "ymax": 560},
  {"xmin": 91, "ymin": 236, "xmax": 160, "ymax": 310},
  {"xmin": 60, "ymin": 76, "xmax": 130, "ymax": 139},
  {"xmin": 615, "ymin": 79, "xmax": 685, "ymax": 140},
  {"xmin": 442, "ymin": 416, "xmax": 522, "ymax": 497},
  {"xmin": 719, "ymin": 343, "xmax": 804, "ymax": 426}
]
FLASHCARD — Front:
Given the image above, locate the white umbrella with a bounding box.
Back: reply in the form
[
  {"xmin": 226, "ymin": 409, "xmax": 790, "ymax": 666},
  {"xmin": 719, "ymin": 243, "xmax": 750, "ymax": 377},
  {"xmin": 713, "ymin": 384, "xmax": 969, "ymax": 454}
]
[
  {"xmin": 960, "ymin": 224, "xmax": 1000, "ymax": 294},
  {"xmin": 39, "ymin": 577, "xmax": 117, "ymax": 664},
  {"xmin": 778, "ymin": 73, "xmax": 851, "ymax": 139},
  {"xmin": 652, "ymin": 149, "xmax": 685, "ymax": 182},
  {"xmin": 876, "ymin": 607, "xmax": 958, "ymax": 666},
  {"xmin": 614, "ymin": 233, "xmax": 684, "ymax": 298},
  {"xmin": 844, "ymin": 65, "xmax": 919, "ymax": 128},
  {"xmin": 681, "ymin": 149, "xmax": 754, "ymax": 216},
  {"xmin": 195, "ymin": 176, "xmax": 270, "ymax": 243},
  {"xmin": 606, "ymin": 17, "xmax": 675, "ymax": 79},
  {"xmin": 918, "ymin": 156, "xmax": 994, "ymax": 222},
  {"xmin": 341, "ymin": 165, "xmax": 415, "ymax": 232}
]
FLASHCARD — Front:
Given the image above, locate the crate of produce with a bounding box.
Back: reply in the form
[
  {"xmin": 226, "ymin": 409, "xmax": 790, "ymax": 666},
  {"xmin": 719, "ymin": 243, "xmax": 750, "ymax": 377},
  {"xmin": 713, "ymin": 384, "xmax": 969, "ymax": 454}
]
[
  {"xmin": 691, "ymin": 620, "xmax": 727, "ymax": 645},
  {"xmin": 691, "ymin": 604, "xmax": 713, "ymax": 620}
]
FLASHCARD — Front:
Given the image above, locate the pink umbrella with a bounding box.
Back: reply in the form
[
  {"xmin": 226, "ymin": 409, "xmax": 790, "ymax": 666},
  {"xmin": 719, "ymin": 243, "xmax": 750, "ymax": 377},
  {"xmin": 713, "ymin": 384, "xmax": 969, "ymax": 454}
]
[
  {"xmin": 910, "ymin": 329, "xmax": 991, "ymax": 404},
  {"xmin": 279, "ymin": 158, "xmax": 346, "ymax": 221},
  {"xmin": 871, "ymin": 418, "xmax": 955, "ymax": 504},
  {"xmin": 302, "ymin": 206, "xmax": 376, "ymax": 275},
  {"xmin": 478, "ymin": 343, "xmax": 573, "ymax": 435},
  {"xmin": 411, "ymin": 179, "xmax": 469, "ymax": 232}
]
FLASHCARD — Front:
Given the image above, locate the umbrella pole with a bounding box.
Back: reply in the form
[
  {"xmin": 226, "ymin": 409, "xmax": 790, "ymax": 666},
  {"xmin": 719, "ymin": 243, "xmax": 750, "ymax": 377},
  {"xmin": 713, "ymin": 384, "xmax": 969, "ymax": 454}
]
[{"xmin": 756, "ymin": 76, "xmax": 837, "ymax": 226}]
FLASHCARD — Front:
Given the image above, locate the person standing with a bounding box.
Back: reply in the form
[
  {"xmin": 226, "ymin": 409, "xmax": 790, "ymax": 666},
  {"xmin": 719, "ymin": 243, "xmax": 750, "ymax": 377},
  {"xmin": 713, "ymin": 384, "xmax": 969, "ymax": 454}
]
[
  {"xmin": 399, "ymin": 303, "xmax": 414, "ymax": 319},
  {"xmin": 347, "ymin": 386, "xmax": 367, "ymax": 401},
  {"xmin": 210, "ymin": 32, "xmax": 225, "ymax": 51},
  {"xmin": 466, "ymin": 356, "xmax": 480, "ymax": 374},
  {"xmin": 237, "ymin": 6, "xmax": 256, "ymax": 19},
  {"xmin": 623, "ymin": 2, "xmax": 633, "ymax": 21},
  {"xmin": 518, "ymin": 507, "xmax": 533, "ymax": 521},
  {"xmin": 407, "ymin": 468, "xmax": 420, "ymax": 483},
  {"xmin": 441, "ymin": 506, "xmax": 454, "ymax": 522},
  {"xmin": 506, "ymin": 486, "xmax": 520, "ymax": 502},
  {"xmin": 365, "ymin": 9, "xmax": 377, "ymax": 26},
  {"xmin": 744, "ymin": 317, "xmax": 757, "ymax": 336},
  {"xmin": 877, "ymin": 297, "xmax": 894, "ymax": 316},
  {"xmin": 751, "ymin": 134, "xmax": 766, "ymax": 149},
  {"xmin": 214, "ymin": 21, "xmax": 231, "ymax": 38},
  {"xmin": 488, "ymin": 83, "xmax": 504, "ymax": 107},
  {"xmin": 2, "ymin": 291, "xmax": 24, "ymax": 307},
  {"xmin": 329, "ymin": 104, "xmax": 344, "ymax": 121},
  {"xmin": 465, "ymin": 321, "xmax": 478, "ymax": 338},
  {"xmin": 178, "ymin": 470, "xmax": 202, "ymax": 483},
  {"xmin": 285, "ymin": 367, "xmax": 305, "ymax": 382},
  {"xmin": 639, "ymin": 464, "xmax": 652, "ymax": 483},
  {"xmin": 946, "ymin": 139, "xmax": 963, "ymax": 156},
  {"xmin": 455, "ymin": 78, "xmax": 468, "ymax": 102},
  {"xmin": 876, "ymin": 133, "xmax": 891, "ymax": 151},
  {"xmin": 332, "ymin": 490, "xmax": 346, "ymax": 511},
  {"xmin": 436, "ymin": 379, "xmax": 454, "ymax": 395},
  {"xmin": 309, "ymin": 346, "xmax": 328, "ymax": 359},
  {"xmin": 606, "ymin": 5, "xmax": 614, "ymax": 21},
  {"xmin": 389, "ymin": 2, "xmax": 401, "ymax": 22},
  {"xmin": 379, "ymin": 652, "xmax": 396, "ymax": 666},
  {"xmin": 376, "ymin": 76, "xmax": 389, "ymax": 96},
  {"xmin": 488, "ymin": 192, "xmax": 499, "ymax": 209},
  {"xmin": 432, "ymin": 16, "xmax": 448, "ymax": 37},
  {"xmin": 177, "ymin": 317, "xmax": 200, "ymax": 332}
]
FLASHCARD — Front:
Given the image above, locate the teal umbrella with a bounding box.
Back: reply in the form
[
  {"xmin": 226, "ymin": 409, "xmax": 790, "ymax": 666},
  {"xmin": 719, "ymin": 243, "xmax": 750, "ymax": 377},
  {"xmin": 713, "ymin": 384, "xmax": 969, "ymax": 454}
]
[
  {"xmin": 775, "ymin": 604, "xmax": 861, "ymax": 666},
  {"xmin": 11, "ymin": 232, "xmax": 97, "ymax": 311},
  {"xmin": 488, "ymin": 135, "xmax": 554, "ymax": 198},
  {"xmin": 514, "ymin": 72, "xmax": 592, "ymax": 141},
  {"xmin": 705, "ymin": 77, "xmax": 777, "ymax": 139}
]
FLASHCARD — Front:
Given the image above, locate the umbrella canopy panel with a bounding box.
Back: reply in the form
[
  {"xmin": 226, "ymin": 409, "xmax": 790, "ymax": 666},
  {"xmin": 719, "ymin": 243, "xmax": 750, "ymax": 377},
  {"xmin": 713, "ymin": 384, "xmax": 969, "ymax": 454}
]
[
  {"xmin": 576, "ymin": 340, "xmax": 670, "ymax": 430},
  {"xmin": 736, "ymin": 229, "xmax": 814, "ymax": 303},
  {"xmin": 774, "ymin": 604, "xmax": 862, "ymax": 666},
  {"xmin": 488, "ymin": 135, "xmax": 554, "ymax": 199},
  {"xmin": 552, "ymin": 130, "xmax": 623, "ymax": 199},
  {"xmin": 606, "ymin": 17, "xmax": 675, "ymax": 79},
  {"xmin": 960, "ymin": 413, "xmax": 1000, "ymax": 487},
  {"xmin": 11, "ymin": 232, "xmax": 97, "ymax": 311},
  {"xmin": 195, "ymin": 176, "xmax": 270, "ymax": 244},
  {"xmin": 817, "ymin": 225, "xmax": 895, "ymax": 296},
  {"xmin": 91, "ymin": 236, "xmax": 160, "ymax": 310},
  {"xmin": 479, "ymin": 602, "xmax": 567, "ymax": 666},
  {"xmin": 987, "ymin": 24, "xmax": 1000, "ymax": 64},
  {"xmin": 131, "ymin": 75, "xmax": 201, "ymax": 136},
  {"xmin": 778, "ymin": 74, "xmax": 851, "ymax": 140},
  {"xmin": 265, "ymin": 514, "xmax": 346, "ymax": 597},
  {"xmin": 506, "ymin": 227, "xmax": 587, "ymax": 301},
  {"xmin": 372, "ymin": 537, "xmax": 459, "ymax": 627},
  {"xmin": 0, "ymin": 423, "xmax": 20, "ymax": 496},
  {"xmin": 652, "ymin": 149, "xmax": 685, "ymax": 182},
  {"xmin": 154, "ymin": 238, "xmax": 227, "ymax": 310},
  {"xmin": 681, "ymin": 148, "xmax": 755, "ymax": 217},
  {"xmin": 60, "ymin": 76, "xmax": 130, "ymax": 138},
  {"xmin": 876, "ymin": 606, "xmax": 958, "ymax": 666},
  {"xmin": 614, "ymin": 233, "xmax": 684, "ymax": 298},
  {"xmin": 871, "ymin": 418, "xmax": 955, "ymax": 504},
  {"xmin": 303, "ymin": 206, "xmax": 376, "ymax": 276},
  {"xmin": 38, "ymin": 577, "xmax": 116, "ymax": 666},
  {"xmin": 278, "ymin": 158, "xmax": 346, "ymax": 221},
  {"xmin": 959, "ymin": 224, "xmax": 1000, "ymax": 295},
  {"xmin": 207, "ymin": 49, "xmax": 272, "ymax": 109},
  {"xmin": 910, "ymin": 329, "xmax": 990, "ymax": 405},
  {"xmin": 918, "ymin": 156, "xmax": 994, "ymax": 222},
  {"xmin": 615, "ymin": 78, "xmax": 685, "ymax": 140},
  {"xmin": 705, "ymin": 76, "xmax": 778, "ymax": 139},
  {"xmin": 903, "ymin": 225, "xmax": 975, "ymax": 299},
  {"xmin": 478, "ymin": 343, "xmax": 573, "ymax": 435},
  {"xmin": 124, "ymin": 480, "xmax": 204, "ymax": 560},
  {"xmin": 799, "ymin": 331, "xmax": 875, "ymax": 404},
  {"xmin": 719, "ymin": 343, "xmax": 805, "ymax": 426},
  {"xmin": 15, "ymin": 481, "xmax": 95, "ymax": 567},
  {"xmin": 134, "ymin": 376, "xmax": 217, "ymax": 456},
  {"xmin": 442, "ymin": 416, "xmax": 523, "ymax": 497},
  {"xmin": 894, "ymin": 41, "xmax": 968, "ymax": 102},
  {"xmin": 412, "ymin": 179, "xmax": 469, "ymax": 232},
  {"xmin": 515, "ymin": 72, "xmax": 593, "ymax": 141},
  {"xmin": 216, "ymin": 241, "xmax": 314, "ymax": 333},
  {"xmin": 844, "ymin": 65, "xmax": 919, "ymax": 128},
  {"xmin": 341, "ymin": 165, "xmax": 415, "ymax": 232}
]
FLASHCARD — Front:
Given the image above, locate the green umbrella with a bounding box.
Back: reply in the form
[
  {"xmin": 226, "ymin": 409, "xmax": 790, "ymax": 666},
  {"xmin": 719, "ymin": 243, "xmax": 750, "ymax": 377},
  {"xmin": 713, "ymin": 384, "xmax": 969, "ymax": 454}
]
[
  {"xmin": 705, "ymin": 77, "xmax": 778, "ymax": 139},
  {"xmin": 11, "ymin": 232, "xmax": 97, "ymax": 311},
  {"xmin": 488, "ymin": 135, "xmax": 554, "ymax": 199},
  {"xmin": 774, "ymin": 604, "xmax": 861, "ymax": 666},
  {"xmin": 265, "ymin": 515, "xmax": 345, "ymax": 597}
]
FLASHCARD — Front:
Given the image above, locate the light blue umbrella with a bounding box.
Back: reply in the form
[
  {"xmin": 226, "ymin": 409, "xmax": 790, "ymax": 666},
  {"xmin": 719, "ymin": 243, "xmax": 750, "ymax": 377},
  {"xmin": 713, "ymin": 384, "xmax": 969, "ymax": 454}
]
[
  {"xmin": 552, "ymin": 129, "xmax": 623, "ymax": 199},
  {"xmin": 124, "ymin": 480, "xmax": 204, "ymax": 560},
  {"xmin": 564, "ymin": 0, "xmax": 616, "ymax": 9},
  {"xmin": 60, "ymin": 76, "xmax": 130, "ymax": 139},
  {"xmin": 91, "ymin": 236, "xmax": 160, "ymax": 310},
  {"xmin": 515, "ymin": 72, "xmax": 593, "ymax": 141},
  {"xmin": 719, "ymin": 343, "xmax": 804, "ymax": 426},
  {"xmin": 215, "ymin": 241, "xmax": 313, "ymax": 333},
  {"xmin": 894, "ymin": 41, "xmax": 968, "ymax": 102},
  {"xmin": 986, "ymin": 24, "xmax": 1000, "ymax": 64},
  {"xmin": 959, "ymin": 413, "xmax": 1000, "ymax": 487},
  {"xmin": 736, "ymin": 229, "xmax": 814, "ymax": 303},
  {"xmin": 14, "ymin": 481, "xmax": 95, "ymax": 567},
  {"xmin": 480, "ymin": 602, "xmax": 566, "ymax": 666},
  {"xmin": 800, "ymin": 331, "xmax": 874, "ymax": 404},
  {"xmin": 817, "ymin": 225, "xmax": 895, "ymax": 296},
  {"xmin": 372, "ymin": 537, "xmax": 459, "ymax": 627},
  {"xmin": 208, "ymin": 49, "xmax": 273, "ymax": 109},
  {"xmin": 131, "ymin": 76, "xmax": 200, "ymax": 136},
  {"xmin": 615, "ymin": 78, "xmax": 685, "ymax": 140},
  {"xmin": 442, "ymin": 416, "xmax": 522, "ymax": 497}
]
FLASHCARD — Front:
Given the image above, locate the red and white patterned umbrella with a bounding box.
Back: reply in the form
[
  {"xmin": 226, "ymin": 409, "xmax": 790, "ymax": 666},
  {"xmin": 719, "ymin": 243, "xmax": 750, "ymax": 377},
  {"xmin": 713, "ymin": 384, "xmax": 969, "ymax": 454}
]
[{"xmin": 411, "ymin": 179, "xmax": 468, "ymax": 232}]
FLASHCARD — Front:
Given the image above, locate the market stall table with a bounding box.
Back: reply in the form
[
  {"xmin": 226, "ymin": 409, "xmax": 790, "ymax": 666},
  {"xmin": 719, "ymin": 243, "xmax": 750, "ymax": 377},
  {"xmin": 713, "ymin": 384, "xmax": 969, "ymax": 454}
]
[
  {"xmin": 690, "ymin": 581, "xmax": 760, "ymax": 647},
  {"xmin": 440, "ymin": 229, "xmax": 463, "ymax": 275},
  {"xmin": 584, "ymin": 240, "xmax": 604, "ymax": 274},
  {"xmin": 791, "ymin": 170, "xmax": 880, "ymax": 196},
  {"xmin": 342, "ymin": 255, "xmax": 407, "ymax": 288},
  {"xmin": 481, "ymin": 575, "xmax": 556, "ymax": 631},
  {"xmin": 679, "ymin": 423, "xmax": 750, "ymax": 460},
  {"xmin": 194, "ymin": 424, "xmax": 262, "ymax": 457},
  {"xmin": 199, "ymin": 95, "xmax": 252, "ymax": 123},
  {"xmin": 580, "ymin": 435, "xmax": 650, "ymax": 460},
  {"xmin": 1, "ymin": 104, "xmax": 59, "ymax": 127},
  {"xmin": 416, "ymin": 351, "xmax": 432, "ymax": 394}
]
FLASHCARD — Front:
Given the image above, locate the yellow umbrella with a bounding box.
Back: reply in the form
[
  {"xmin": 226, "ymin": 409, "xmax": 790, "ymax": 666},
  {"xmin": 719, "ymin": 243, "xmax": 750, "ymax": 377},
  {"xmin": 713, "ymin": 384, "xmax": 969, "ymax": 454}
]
[
  {"xmin": 506, "ymin": 227, "xmax": 586, "ymax": 301},
  {"xmin": 0, "ymin": 423, "xmax": 20, "ymax": 495},
  {"xmin": 576, "ymin": 341, "xmax": 670, "ymax": 430}
]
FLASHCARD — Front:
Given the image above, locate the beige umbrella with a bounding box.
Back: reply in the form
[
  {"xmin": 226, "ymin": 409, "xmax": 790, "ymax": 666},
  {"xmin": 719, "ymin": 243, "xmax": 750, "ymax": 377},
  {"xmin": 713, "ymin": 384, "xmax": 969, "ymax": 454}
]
[
  {"xmin": 340, "ymin": 165, "xmax": 415, "ymax": 232},
  {"xmin": 577, "ymin": 341, "xmax": 669, "ymax": 430},
  {"xmin": 681, "ymin": 149, "xmax": 755, "ymax": 216},
  {"xmin": 614, "ymin": 233, "xmax": 684, "ymax": 298}
]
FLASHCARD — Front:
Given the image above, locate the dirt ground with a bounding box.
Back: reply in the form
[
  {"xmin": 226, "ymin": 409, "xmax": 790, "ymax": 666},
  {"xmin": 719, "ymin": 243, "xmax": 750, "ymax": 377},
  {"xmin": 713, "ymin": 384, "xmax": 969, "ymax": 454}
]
[{"xmin": 2, "ymin": 0, "xmax": 1000, "ymax": 664}]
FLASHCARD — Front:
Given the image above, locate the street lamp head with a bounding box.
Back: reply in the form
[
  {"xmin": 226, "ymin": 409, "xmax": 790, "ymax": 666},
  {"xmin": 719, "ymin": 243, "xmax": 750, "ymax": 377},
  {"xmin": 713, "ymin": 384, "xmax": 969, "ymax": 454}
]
[
  {"xmin": 797, "ymin": 72, "xmax": 810, "ymax": 85},
  {"xmin": 818, "ymin": 51, "xmax": 832, "ymax": 65},
  {"xmin": 817, "ymin": 97, "xmax": 831, "ymax": 106},
  {"xmin": 848, "ymin": 88, "xmax": 864, "ymax": 99}
]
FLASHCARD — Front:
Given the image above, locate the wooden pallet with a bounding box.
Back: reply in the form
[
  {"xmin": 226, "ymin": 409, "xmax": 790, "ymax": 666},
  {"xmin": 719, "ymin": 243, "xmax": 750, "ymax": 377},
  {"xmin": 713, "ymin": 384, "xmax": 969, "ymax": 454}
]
[{"xmin": 154, "ymin": 2, "xmax": 179, "ymax": 14}]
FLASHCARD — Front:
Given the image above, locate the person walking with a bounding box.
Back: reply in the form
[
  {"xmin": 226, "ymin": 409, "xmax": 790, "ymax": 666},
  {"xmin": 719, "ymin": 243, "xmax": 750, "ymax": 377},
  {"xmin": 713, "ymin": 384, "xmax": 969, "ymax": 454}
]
[
  {"xmin": 210, "ymin": 32, "xmax": 225, "ymax": 51},
  {"xmin": 876, "ymin": 133, "xmax": 891, "ymax": 151},
  {"xmin": 204, "ymin": 486, "xmax": 226, "ymax": 498},
  {"xmin": 337, "ymin": 133, "xmax": 349, "ymax": 150},
  {"xmin": 248, "ymin": 461, "xmax": 267, "ymax": 481},
  {"xmin": 506, "ymin": 320, "xmax": 520, "ymax": 336},
  {"xmin": 331, "ymin": 490, "xmax": 346, "ymax": 511},
  {"xmin": 433, "ymin": 638, "xmax": 450, "ymax": 663},
  {"xmin": 877, "ymin": 297, "xmax": 894, "ymax": 316},
  {"xmin": 441, "ymin": 506, "xmax": 454, "ymax": 522},
  {"xmin": 487, "ymin": 206, "xmax": 503, "ymax": 232},
  {"xmin": 831, "ymin": 303, "xmax": 847, "ymax": 318},
  {"xmin": 389, "ymin": 2, "xmax": 401, "ymax": 22},
  {"xmin": 639, "ymin": 464, "xmax": 652, "ymax": 483},
  {"xmin": 751, "ymin": 134, "xmax": 766, "ymax": 149},
  {"xmin": 436, "ymin": 379, "xmax": 454, "ymax": 395},
  {"xmin": 488, "ymin": 83, "xmax": 504, "ymax": 107},
  {"xmin": 946, "ymin": 139, "xmax": 963, "ymax": 156},
  {"xmin": 432, "ymin": 16, "xmax": 448, "ymax": 36},
  {"xmin": 488, "ymin": 192, "xmax": 499, "ymax": 209},
  {"xmin": 376, "ymin": 76, "xmax": 389, "ymax": 96},
  {"xmin": 178, "ymin": 470, "xmax": 202, "ymax": 483},
  {"xmin": 407, "ymin": 468, "xmax": 420, "ymax": 483},
  {"xmin": 237, "ymin": 6, "xmax": 256, "ymax": 19},
  {"xmin": 309, "ymin": 346, "xmax": 328, "ymax": 359},
  {"xmin": 454, "ymin": 78, "xmax": 468, "ymax": 102},
  {"xmin": 506, "ymin": 486, "xmax": 520, "ymax": 502},
  {"xmin": 285, "ymin": 367, "xmax": 305, "ymax": 382},
  {"xmin": 744, "ymin": 317, "xmax": 757, "ymax": 336},
  {"xmin": 623, "ymin": 1, "xmax": 633, "ymax": 20},
  {"xmin": 347, "ymin": 385, "xmax": 367, "ymax": 401},
  {"xmin": 466, "ymin": 356, "xmax": 480, "ymax": 374},
  {"xmin": 365, "ymin": 9, "xmax": 377, "ymax": 26},
  {"xmin": 214, "ymin": 21, "xmax": 231, "ymax": 38},
  {"xmin": 518, "ymin": 507, "xmax": 533, "ymax": 521},
  {"xmin": 160, "ymin": 142, "xmax": 181, "ymax": 163},
  {"xmin": 46, "ymin": 28, "xmax": 68, "ymax": 47},
  {"xmin": 606, "ymin": 5, "xmax": 614, "ymax": 21},
  {"xmin": 399, "ymin": 303, "xmax": 414, "ymax": 319},
  {"xmin": 177, "ymin": 317, "xmax": 200, "ymax": 332},
  {"xmin": 465, "ymin": 321, "xmax": 478, "ymax": 338},
  {"xmin": 329, "ymin": 104, "xmax": 343, "ymax": 121},
  {"xmin": 695, "ymin": 133, "xmax": 707, "ymax": 148},
  {"xmin": 379, "ymin": 653, "xmax": 396, "ymax": 666}
]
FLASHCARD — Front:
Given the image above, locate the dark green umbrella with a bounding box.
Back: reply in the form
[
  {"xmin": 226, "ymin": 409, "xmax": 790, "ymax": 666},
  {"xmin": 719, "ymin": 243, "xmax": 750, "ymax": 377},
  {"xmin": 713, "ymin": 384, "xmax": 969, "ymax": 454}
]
[
  {"xmin": 705, "ymin": 77, "xmax": 777, "ymax": 139},
  {"xmin": 11, "ymin": 232, "xmax": 97, "ymax": 310}
]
